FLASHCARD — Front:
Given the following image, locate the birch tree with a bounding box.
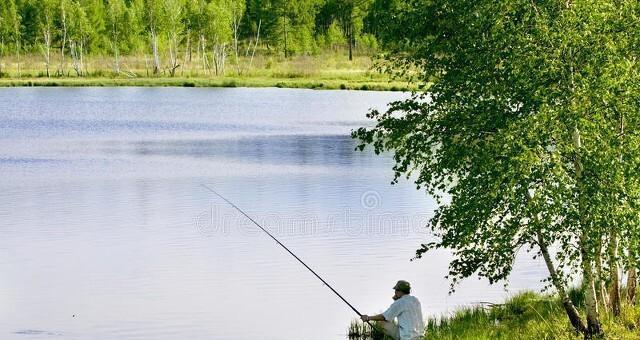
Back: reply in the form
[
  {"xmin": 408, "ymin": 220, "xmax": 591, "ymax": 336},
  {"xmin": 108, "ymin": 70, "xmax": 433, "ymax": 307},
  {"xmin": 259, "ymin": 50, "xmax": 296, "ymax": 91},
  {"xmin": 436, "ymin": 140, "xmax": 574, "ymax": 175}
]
[
  {"xmin": 55, "ymin": 0, "xmax": 70, "ymax": 76},
  {"xmin": 206, "ymin": 0, "xmax": 232, "ymax": 76},
  {"xmin": 143, "ymin": 0, "xmax": 165, "ymax": 74},
  {"xmin": 229, "ymin": 0, "xmax": 245, "ymax": 75},
  {"xmin": 37, "ymin": 0, "xmax": 56, "ymax": 77},
  {"xmin": 163, "ymin": 0, "xmax": 184, "ymax": 76},
  {"xmin": 190, "ymin": 0, "xmax": 210, "ymax": 73},
  {"xmin": 353, "ymin": 1, "xmax": 640, "ymax": 338},
  {"xmin": 106, "ymin": 0, "xmax": 126, "ymax": 74},
  {"xmin": 68, "ymin": 1, "xmax": 90, "ymax": 76}
]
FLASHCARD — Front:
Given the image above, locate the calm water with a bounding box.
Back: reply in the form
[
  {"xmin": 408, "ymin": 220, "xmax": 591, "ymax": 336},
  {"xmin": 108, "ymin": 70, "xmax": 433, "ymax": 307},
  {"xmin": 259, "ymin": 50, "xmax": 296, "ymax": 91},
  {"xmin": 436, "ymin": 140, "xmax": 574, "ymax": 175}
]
[{"xmin": 0, "ymin": 88, "xmax": 546, "ymax": 340}]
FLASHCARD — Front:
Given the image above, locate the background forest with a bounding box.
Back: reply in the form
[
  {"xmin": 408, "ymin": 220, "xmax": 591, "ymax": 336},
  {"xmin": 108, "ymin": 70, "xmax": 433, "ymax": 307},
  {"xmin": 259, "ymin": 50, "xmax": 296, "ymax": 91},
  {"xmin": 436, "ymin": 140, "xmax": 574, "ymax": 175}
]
[{"xmin": 0, "ymin": 0, "xmax": 398, "ymax": 78}]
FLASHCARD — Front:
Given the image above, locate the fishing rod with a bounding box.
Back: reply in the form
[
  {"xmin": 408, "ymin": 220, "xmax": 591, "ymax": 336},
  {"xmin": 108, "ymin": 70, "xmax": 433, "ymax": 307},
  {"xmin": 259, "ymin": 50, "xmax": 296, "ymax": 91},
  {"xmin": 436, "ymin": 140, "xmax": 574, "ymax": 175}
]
[{"xmin": 202, "ymin": 184, "xmax": 374, "ymax": 328}]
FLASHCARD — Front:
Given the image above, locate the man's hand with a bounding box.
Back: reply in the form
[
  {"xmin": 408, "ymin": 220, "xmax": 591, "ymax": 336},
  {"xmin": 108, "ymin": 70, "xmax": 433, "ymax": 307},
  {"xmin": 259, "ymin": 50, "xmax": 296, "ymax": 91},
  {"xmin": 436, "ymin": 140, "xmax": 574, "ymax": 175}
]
[{"xmin": 361, "ymin": 314, "xmax": 386, "ymax": 322}]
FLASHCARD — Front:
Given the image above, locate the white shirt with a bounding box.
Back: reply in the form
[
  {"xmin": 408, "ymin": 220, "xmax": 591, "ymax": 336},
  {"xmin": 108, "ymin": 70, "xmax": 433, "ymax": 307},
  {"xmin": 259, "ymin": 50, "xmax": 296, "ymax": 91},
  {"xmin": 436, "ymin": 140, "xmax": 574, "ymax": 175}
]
[{"xmin": 382, "ymin": 295, "xmax": 425, "ymax": 340}]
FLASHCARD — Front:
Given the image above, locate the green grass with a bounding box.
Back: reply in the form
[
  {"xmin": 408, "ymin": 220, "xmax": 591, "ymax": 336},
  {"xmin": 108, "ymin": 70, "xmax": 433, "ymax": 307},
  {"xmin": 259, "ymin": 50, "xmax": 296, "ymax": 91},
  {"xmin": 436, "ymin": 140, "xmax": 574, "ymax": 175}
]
[
  {"xmin": 425, "ymin": 290, "xmax": 640, "ymax": 340},
  {"xmin": 0, "ymin": 76, "xmax": 412, "ymax": 91},
  {"xmin": 348, "ymin": 290, "xmax": 640, "ymax": 339},
  {"xmin": 0, "ymin": 52, "xmax": 415, "ymax": 91},
  {"xmin": 347, "ymin": 319, "xmax": 393, "ymax": 340}
]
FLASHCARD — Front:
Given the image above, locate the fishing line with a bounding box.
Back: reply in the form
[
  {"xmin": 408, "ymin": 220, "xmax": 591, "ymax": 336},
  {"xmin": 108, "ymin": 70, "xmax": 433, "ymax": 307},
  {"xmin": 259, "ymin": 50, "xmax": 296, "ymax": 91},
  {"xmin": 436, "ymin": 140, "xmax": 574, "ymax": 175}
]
[{"xmin": 202, "ymin": 184, "xmax": 374, "ymax": 328}]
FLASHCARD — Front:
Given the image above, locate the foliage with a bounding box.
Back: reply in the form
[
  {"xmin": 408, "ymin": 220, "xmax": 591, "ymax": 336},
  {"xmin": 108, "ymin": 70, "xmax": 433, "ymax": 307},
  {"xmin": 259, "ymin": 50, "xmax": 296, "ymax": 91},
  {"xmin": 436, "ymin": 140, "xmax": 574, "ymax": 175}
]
[
  {"xmin": 353, "ymin": 0, "xmax": 640, "ymax": 337},
  {"xmin": 1, "ymin": 0, "xmax": 393, "ymax": 78},
  {"xmin": 323, "ymin": 20, "xmax": 345, "ymax": 50}
]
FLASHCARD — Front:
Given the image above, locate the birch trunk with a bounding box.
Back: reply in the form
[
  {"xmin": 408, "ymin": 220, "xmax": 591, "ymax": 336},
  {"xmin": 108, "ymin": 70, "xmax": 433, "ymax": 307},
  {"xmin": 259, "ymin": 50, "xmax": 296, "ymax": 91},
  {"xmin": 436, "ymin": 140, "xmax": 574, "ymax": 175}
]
[
  {"xmin": 144, "ymin": 54, "xmax": 149, "ymax": 76},
  {"xmin": 537, "ymin": 232, "xmax": 587, "ymax": 333},
  {"xmin": 0, "ymin": 38, "xmax": 4, "ymax": 76},
  {"xmin": 183, "ymin": 31, "xmax": 191, "ymax": 76},
  {"xmin": 200, "ymin": 35, "xmax": 208, "ymax": 74},
  {"xmin": 42, "ymin": 25, "xmax": 52, "ymax": 78},
  {"xmin": 16, "ymin": 41, "xmax": 21, "ymax": 77},
  {"xmin": 71, "ymin": 41, "xmax": 81, "ymax": 76},
  {"xmin": 580, "ymin": 239, "xmax": 602, "ymax": 337},
  {"xmin": 168, "ymin": 33, "xmax": 179, "ymax": 77},
  {"xmin": 79, "ymin": 41, "xmax": 84, "ymax": 76},
  {"xmin": 608, "ymin": 232, "xmax": 621, "ymax": 316},
  {"xmin": 58, "ymin": 4, "xmax": 68, "ymax": 76},
  {"xmin": 574, "ymin": 126, "xmax": 603, "ymax": 338},
  {"xmin": 114, "ymin": 43, "xmax": 120, "ymax": 74},
  {"xmin": 213, "ymin": 43, "xmax": 226, "ymax": 76},
  {"xmin": 595, "ymin": 242, "xmax": 609, "ymax": 311},
  {"xmin": 150, "ymin": 28, "xmax": 161, "ymax": 74},
  {"xmin": 232, "ymin": 9, "xmax": 241, "ymax": 75},
  {"xmin": 212, "ymin": 45, "xmax": 218, "ymax": 76},
  {"xmin": 627, "ymin": 267, "xmax": 637, "ymax": 304},
  {"xmin": 248, "ymin": 20, "xmax": 261, "ymax": 71},
  {"xmin": 112, "ymin": 28, "xmax": 120, "ymax": 74}
]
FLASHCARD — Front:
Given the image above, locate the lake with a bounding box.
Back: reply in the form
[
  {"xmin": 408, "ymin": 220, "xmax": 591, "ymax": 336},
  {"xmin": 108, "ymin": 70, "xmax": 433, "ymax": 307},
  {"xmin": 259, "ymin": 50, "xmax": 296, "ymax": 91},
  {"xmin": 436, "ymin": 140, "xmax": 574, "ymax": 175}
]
[{"xmin": 0, "ymin": 87, "xmax": 546, "ymax": 340}]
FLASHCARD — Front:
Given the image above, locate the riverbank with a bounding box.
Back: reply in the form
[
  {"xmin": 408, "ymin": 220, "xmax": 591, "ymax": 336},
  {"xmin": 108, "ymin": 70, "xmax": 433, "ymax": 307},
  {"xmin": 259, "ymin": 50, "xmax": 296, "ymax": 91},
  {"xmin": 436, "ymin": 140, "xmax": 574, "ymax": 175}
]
[
  {"xmin": 348, "ymin": 289, "xmax": 640, "ymax": 339},
  {"xmin": 425, "ymin": 290, "xmax": 640, "ymax": 339},
  {"xmin": 0, "ymin": 75, "xmax": 412, "ymax": 91},
  {"xmin": 0, "ymin": 53, "xmax": 414, "ymax": 91}
]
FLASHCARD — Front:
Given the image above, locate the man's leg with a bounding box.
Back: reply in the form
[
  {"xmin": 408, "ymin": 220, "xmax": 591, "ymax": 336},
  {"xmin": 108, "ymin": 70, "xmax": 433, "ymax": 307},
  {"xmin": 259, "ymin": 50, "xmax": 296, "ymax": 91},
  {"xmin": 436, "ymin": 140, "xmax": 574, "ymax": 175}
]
[{"xmin": 374, "ymin": 320, "xmax": 400, "ymax": 340}]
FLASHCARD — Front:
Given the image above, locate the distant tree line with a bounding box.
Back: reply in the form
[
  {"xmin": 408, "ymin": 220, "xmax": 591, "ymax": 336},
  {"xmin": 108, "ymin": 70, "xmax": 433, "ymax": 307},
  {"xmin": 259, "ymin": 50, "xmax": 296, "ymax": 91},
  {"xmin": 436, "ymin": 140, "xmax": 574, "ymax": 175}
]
[{"xmin": 0, "ymin": 0, "xmax": 393, "ymax": 76}]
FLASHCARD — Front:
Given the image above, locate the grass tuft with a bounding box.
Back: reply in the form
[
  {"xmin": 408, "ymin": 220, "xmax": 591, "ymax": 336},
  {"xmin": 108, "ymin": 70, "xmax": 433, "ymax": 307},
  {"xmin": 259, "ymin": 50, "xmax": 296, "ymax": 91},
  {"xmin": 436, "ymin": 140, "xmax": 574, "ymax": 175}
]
[{"xmin": 347, "ymin": 319, "xmax": 388, "ymax": 340}]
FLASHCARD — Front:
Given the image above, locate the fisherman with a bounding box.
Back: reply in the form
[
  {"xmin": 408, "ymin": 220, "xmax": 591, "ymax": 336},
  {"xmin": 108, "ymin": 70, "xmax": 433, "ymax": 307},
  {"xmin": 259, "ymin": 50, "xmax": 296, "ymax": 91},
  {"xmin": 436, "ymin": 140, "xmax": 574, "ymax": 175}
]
[{"xmin": 360, "ymin": 280, "xmax": 425, "ymax": 340}]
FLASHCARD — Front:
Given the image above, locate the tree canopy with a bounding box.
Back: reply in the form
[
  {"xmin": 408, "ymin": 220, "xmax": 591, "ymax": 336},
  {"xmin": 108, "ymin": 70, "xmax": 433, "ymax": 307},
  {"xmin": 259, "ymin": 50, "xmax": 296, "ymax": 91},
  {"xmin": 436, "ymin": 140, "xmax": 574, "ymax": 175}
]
[{"xmin": 353, "ymin": 0, "xmax": 640, "ymax": 337}]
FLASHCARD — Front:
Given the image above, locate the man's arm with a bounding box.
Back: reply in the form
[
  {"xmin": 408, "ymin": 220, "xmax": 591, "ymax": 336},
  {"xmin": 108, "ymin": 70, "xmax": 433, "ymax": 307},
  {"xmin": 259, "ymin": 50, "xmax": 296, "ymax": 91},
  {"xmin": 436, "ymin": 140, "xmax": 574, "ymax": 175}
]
[
  {"xmin": 360, "ymin": 314, "xmax": 386, "ymax": 322},
  {"xmin": 362, "ymin": 297, "xmax": 403, "ymax": 322}
]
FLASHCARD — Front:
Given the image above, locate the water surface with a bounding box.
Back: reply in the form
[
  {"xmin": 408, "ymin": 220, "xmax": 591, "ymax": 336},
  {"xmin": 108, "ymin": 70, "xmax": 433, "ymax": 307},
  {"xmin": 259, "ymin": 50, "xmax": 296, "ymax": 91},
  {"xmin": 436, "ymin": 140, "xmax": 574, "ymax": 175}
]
[{"xmin": 0, "ymin": 88, "xmax": 546, "ymax": 340}]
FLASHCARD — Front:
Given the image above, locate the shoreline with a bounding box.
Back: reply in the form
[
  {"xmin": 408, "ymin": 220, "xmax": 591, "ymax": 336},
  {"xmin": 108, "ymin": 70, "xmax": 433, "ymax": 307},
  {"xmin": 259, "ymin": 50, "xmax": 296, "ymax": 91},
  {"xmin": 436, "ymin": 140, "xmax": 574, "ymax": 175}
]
[
  {"xmin": 0, "ymin": 76, "xmax": 414, "ymax": 92},
  {"xmin": 349, "ymin": 289, "xmax": 640, "ymax": 339}
]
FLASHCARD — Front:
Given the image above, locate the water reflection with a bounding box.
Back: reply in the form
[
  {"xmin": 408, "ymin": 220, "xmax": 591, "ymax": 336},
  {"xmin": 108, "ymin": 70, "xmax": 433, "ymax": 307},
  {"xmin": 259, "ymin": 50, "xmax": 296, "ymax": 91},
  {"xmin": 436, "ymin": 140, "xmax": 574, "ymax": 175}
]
[{"xmin": 124, "ymin": 135, "xmax": 369, "ymax": 167}]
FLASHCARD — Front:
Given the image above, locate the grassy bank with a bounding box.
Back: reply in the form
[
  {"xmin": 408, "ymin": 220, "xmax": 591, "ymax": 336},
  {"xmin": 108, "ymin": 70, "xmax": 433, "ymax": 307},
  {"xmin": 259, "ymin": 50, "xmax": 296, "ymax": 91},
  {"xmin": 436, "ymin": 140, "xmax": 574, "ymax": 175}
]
[
  {"xmin": 424, "ymin": 291, "xmax": 640, "ymax": 339},
  {"xmin": 0, "ymin": 53, "xmax": 414, "ymax": 91},
  {"xmin": 348, "ymin": 290, "xmax": 640, "ymax": 339},
  {"xmin": 0, "ymin": 75, "xmax": 412, "ymax": 91}
]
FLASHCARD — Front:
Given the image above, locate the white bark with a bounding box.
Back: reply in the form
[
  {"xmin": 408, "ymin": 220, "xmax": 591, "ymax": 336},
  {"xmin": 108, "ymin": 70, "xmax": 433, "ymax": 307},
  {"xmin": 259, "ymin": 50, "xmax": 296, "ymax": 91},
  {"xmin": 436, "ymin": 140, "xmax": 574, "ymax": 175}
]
[
  {"xmin": 58, "ymin": 3, "xmax": 68, "ymax": 76},
  {"xmin": 608, "ymin": 233, "xmax": 621, "ymax": 316},
  {"xmin": 248, "ymin": 19, "xmax": 261, "ymax": 71},
  {"xmin": 200, "ymin": 34, "xmax": 209, "ymax": 74},
  {"xmin": 232, "ymin": 7, "xmax": 242, "ymax": 75},
  {"xmin": 70, "ymin": 41, "xmax": 81, "ymax": 76},
  {"xmin": 16, "ymin": 42, "xmax": 21, "ymax": 77},
  {"xmin": 0, "ymin": 38, "xmax": 4, "ymax": 76},
  {"xmin": 150, "ymin": 28, "xmax": 161, "ymax": 74},
  {"xmin": 42, "ymin": 22, "xmax": 52, "ymax": 77},
  {"xmin": 628, "ymin": 267, "xmax": 637, "ymax": 304},
  {"xmin": 212, "ymin": 42, "xmax": 226, "ymax": 76},
  {"xmin": 168, "ymin": 31, "xmax": 180, "ymax": 77},
  {"xmin": 111, "ymin": 21, "xmax": 120, "ymax": 74},
  {"xmin": 574, "ymin": 126, "xmax": 603, "ymax": 337}
]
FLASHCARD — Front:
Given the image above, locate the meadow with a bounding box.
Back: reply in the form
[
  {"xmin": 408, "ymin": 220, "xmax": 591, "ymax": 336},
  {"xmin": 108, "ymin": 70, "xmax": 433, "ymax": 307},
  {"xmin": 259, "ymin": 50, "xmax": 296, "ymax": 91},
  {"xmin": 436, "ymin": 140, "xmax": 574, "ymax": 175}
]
[{"xmin": 0, "ymin": 52, "xmax": 414, "ymax": 91}]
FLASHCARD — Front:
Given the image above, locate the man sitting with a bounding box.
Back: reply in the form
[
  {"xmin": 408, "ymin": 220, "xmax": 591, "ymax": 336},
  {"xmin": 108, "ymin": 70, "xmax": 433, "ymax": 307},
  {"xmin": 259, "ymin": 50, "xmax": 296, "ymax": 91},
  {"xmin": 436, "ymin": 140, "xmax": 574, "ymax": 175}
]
[{"xmin": 360, "ymin": 280, "xmax": 425, "ymax": 340}]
